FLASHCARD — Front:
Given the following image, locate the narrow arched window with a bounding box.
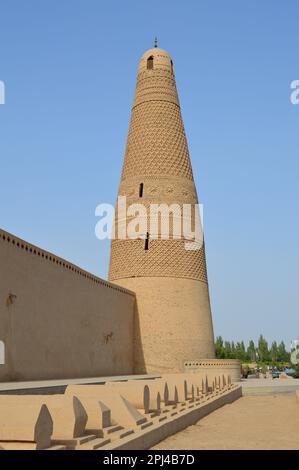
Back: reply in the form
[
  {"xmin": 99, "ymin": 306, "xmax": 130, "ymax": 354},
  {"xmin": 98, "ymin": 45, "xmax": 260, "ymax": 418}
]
[
  {"xmin": 147, "ymin": 56, "xmax": 154, "ymax": 70},
  {"xmin": 139, "ymin": 183, "xmax": 144, "ymax": 197},
  {"xmin": 170, "ymin": 60, "xmax": 174, "ymax": 75},
  {"xmin": 144, "ymin": 232, "xmax": 149, "ymax": 251}
]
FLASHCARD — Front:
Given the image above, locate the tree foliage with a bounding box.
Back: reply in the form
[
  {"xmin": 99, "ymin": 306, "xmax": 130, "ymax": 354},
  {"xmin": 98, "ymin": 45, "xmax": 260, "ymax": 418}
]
[{"xmin": 214, "ymin": 336, "xmax": 290, "ymax": 364}]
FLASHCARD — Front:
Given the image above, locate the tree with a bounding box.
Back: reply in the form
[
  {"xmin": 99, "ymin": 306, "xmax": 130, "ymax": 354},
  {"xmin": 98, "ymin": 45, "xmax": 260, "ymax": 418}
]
[
  {"xmin": 241, "ymin": 341, "xmax": 247, "ymax": 361},
  {"xmin": 224, "ymin": 341, "xmax": 232, "ymax": 359},
  {"xmin": 247, "ymin": 340, "xmax": 256, "ymax": 362},
  {"xmin": 257, "ymin": 335, "xmax": 269, "ymax": 362},
  {"xmin": 215, "ymin": 336, "xmax": 225, "ymax": 359},
  {"xmin": 270, "ymin": 341, "xmax": 278, "ymax": 363},
  {"xmin": 277, "ymin": 341, "xmax": 289, "ymax": 362},
  {"xmin": 235, "ymin": 341, "xmax": 246, "ymax": 362},
  {"xmin": 231, "ymin": 341, "xmax": 236, "ymax": 359}
]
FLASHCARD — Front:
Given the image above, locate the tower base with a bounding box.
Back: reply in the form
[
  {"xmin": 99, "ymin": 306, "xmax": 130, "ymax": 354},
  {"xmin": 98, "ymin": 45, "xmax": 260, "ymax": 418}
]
[{"xmin": 113, "ymin": 277, "xmax": 215, "ymax": 374}]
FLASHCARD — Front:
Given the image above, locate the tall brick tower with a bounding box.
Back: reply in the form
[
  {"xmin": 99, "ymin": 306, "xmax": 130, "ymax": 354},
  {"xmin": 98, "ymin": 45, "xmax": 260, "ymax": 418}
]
[{"xmin": 109, "ymin": 46, "xmax": 215, "ymax": 373}]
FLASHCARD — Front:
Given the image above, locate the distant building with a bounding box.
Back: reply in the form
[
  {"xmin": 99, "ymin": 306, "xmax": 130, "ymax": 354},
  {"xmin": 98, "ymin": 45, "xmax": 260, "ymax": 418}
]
[{"xmin": 290, "ymin": 339, "xmax": 299, "ymax": 365}]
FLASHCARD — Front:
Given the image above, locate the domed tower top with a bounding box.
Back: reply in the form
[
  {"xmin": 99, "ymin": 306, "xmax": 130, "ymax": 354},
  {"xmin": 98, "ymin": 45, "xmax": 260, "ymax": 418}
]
[{"xmin": 137, "ymin": 47, "xmax": 174, "ymax": 75}]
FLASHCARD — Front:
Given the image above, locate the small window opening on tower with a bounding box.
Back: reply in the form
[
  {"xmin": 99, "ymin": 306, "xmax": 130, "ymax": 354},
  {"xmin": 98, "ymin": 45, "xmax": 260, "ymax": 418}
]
[
  {"xmin": 144, "ymin": 232, "xmax": 149, "ymax": 251},
  {"xmin": 147, "ymin": 56, "xmax": 154, "ymax": 70},
  {"xmin": 170, "ymin": 60, "xmax": 174, "ymax": 75},
  {"xmin": 139, "ymin": 183, "xmax": 144, "ymax": 197}
]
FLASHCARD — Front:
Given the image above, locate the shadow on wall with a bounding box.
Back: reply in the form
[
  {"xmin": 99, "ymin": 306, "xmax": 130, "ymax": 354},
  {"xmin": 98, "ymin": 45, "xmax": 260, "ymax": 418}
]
[{"xmin": 133, "ymin": 299, "xmax": 146, "ymax": 374}]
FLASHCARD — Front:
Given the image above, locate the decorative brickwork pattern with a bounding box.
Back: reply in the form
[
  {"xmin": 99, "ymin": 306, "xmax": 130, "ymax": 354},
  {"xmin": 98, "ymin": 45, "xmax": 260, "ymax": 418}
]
[
  {"xmin": 109, "ymin": 239, "xmax": 208, "ymax": 282},
  {"xmin": 113, "ymin": 201, "xmax": 200, "ymax": 236},
  {"xmin": 122, "ymin": 102, "xmax": 193, "ymax": 180},
  {"xmin": 133, "ymin": 71, "xmax": 179, "ymax": 107}
]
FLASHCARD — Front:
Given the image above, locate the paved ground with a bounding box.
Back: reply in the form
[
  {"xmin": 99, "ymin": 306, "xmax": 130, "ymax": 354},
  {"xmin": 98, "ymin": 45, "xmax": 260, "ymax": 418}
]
[
  {"xmin": 241, "ymin": 378, "xmax": 299, "ymax": 396},
  {"xmin": 152, "ymin": 394, "xmax": 299, "ymax": 450}
]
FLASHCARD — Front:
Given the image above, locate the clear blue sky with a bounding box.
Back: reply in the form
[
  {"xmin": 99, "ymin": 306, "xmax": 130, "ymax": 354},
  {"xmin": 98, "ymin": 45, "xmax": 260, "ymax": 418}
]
[{"xmin": 0, "ymin": 0, "xmax": 298, "ymax": 348}]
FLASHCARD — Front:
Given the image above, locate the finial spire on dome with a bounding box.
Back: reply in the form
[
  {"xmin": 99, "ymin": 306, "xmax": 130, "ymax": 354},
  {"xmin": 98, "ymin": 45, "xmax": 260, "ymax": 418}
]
[{"xmin": 154, "ymin": 36, "xmax": 158, "ymax": 48}]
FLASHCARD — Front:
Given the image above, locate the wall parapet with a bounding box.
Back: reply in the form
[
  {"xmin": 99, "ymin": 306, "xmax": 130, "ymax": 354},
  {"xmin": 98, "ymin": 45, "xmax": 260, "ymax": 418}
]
[
  {"xmin": 0, "ymin": 228, "xmax": 135, "ymax": 298},
  {"xmin": 184, "ymin": 359, "xmax": 240, "ymax": 368},
  {"xmin": 184, "ymin": 359, "xmax": 241, "ymax": 383}
]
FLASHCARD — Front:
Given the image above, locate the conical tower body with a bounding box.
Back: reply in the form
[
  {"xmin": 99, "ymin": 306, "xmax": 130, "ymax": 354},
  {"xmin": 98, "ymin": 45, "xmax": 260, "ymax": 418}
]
[{"xmin": 109, "ymin": 47, "xmax": 215, "ymax": 373}]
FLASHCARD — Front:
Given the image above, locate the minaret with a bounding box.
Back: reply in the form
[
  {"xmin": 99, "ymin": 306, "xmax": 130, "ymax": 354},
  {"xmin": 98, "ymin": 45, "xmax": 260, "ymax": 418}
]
[{"xmin": 109, "ymin": 45, "xmax": 215, "ymax": 373}]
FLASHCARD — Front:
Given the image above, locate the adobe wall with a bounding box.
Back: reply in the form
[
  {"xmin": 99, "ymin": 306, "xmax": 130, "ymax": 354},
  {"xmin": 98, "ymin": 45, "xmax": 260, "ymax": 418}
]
[{"xmin": 0, "ymin": 229, "xmax": 135, "ymax": 381}]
